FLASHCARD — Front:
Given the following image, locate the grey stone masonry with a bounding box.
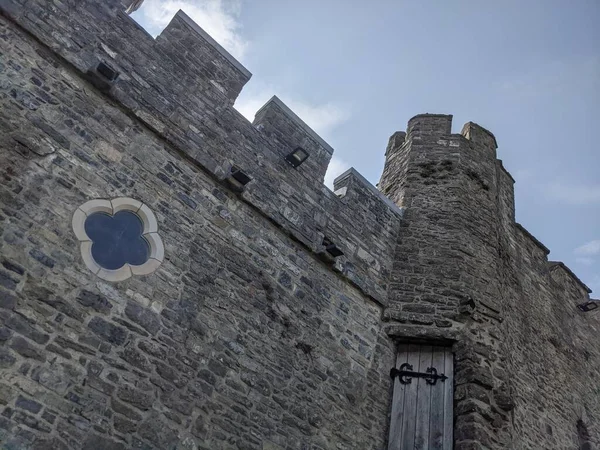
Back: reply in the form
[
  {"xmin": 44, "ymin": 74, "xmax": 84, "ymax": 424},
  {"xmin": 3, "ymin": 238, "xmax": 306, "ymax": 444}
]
[
  {"xmin": 0, "ymin": 0, "xmax": 402, "ymax": 303},
  {"xmin": 379, "ymin": 114, "xmax": 600, "ymax": 449},
  {"xmin": 0, "ymin": 0, "xmax": 599, "ymax": 449},
  {"xmin": 156, "ymin": 10, "xmax": 251, "ymax": 103},
  {"xmin": 253, "ymin": 96, "xmax": 334, "ymax": 187},
  {"xmin": 0, "ymin": 2, "xmax": 398, "ymax": 448}
]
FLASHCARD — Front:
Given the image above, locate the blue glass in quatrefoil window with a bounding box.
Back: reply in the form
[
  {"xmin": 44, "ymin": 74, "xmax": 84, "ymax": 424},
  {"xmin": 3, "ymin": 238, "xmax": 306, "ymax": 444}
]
[{"xmin": 84, "ymin": 211, "xmax": 150, "ymax": 270}]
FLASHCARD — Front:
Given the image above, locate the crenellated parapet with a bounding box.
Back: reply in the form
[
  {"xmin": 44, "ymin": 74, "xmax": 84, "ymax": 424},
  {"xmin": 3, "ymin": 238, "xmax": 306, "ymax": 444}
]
[
  {"xmin": 381, "ymin": 114, "xmax": 503, "ymax": 330},
  {"xmin": 326, "ymin": 168, "xmax": 404, "ymax": 302},
  {"xmin": 381, "ymin": 112, "xmax": 595, "ymax": 330},
  {"xmin": 460, "ymin": 121, "xmax": 498, "ymax": 150},
  {"xmin": 0, "ymin": 2, "xmax": 599, "ymax": 448},
  {"xmin": 2, "ymin": 0, "xmax": 592, "ymax": 327},
  {"xmin": 0, "ymin": 0, "xmax": 403, "ymax": 305},
  {"xmin": 514, "ymin": 223, "xmax": 594, "ymax": 301},
  {"xmin": 1, "ymin": 0, "xmax": 593, "ymax": 315}
]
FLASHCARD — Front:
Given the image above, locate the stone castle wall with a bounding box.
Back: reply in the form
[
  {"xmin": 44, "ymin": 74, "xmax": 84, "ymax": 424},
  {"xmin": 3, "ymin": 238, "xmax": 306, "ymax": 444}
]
[
  {"xmin": 0, "ymin": 1, "xmax": 598, "ymax": 449},
  {"xmin": 0, "ymin": 4, "xmax": 400, "ymax": 449}
]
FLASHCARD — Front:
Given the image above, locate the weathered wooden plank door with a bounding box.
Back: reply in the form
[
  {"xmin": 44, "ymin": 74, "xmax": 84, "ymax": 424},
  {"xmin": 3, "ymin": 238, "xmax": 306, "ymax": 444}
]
[{"xmin": 388, "ymin": 344, "xmax": 453, "ymax": 450}]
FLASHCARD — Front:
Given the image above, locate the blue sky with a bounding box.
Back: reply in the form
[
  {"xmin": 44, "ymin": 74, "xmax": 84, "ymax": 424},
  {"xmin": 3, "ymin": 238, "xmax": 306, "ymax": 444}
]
[{"xmin": 132, "ymin": 0, "xmax": 600, "ymax": 296}]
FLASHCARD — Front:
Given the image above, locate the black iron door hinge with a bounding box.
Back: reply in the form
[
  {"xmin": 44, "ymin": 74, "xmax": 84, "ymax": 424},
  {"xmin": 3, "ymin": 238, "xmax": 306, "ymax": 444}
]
[{"xmin": 390, "ymin": 363, "xmax": 448, "ymax": 385}]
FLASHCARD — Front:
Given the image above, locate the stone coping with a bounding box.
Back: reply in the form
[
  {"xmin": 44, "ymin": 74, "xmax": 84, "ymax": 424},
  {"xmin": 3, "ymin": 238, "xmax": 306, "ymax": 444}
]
[
  {"xmin": 334, "ymin": 168, "xmax": 404, "ymax": 217},
  {"xmin": 175, "ymin": 10, "xmax": 252, "ymax": 80},
  {"xmin": 549, "ymin": 261, "xmax": 592, "ymax": 294},
  {"xmin": 515, "ymin": 223, "xmax": 550, "ymax": 255}
]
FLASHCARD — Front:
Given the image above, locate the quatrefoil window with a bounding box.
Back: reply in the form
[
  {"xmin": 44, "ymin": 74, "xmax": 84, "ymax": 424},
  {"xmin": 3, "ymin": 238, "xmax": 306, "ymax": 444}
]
[
  {"xmin": 85, "ymin": 211, "xmax": 150, "ymax": 270},
  {"xmin": 72, "ymin": 198, "xmax": 164, "ymax": 281}
]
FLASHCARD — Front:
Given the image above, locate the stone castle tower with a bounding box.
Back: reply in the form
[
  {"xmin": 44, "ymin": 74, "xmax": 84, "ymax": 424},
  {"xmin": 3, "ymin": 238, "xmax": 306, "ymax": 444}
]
[{"xmin": 0, "ymin": 1, "xmax": 598, "ymax": 449}]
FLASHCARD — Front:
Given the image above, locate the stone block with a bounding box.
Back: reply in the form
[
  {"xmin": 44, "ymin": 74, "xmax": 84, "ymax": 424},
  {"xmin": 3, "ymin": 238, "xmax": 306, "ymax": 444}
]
[
  {"xmin": 76, "ymin": 290, "xmax": 113, "ymax": 313},
  {"xmin": 10, "ymin": 337, "xmax": 45, "ymax": 361},
  {"xmin": 87, "ymin": 317, "xmax": 128, "ymax": 346},
  {"xmin": 124, "ymin": 301, "xmax": 161, "ymax": 335},
  {"xmin": 15, "ymin": 395, "xmax": 43, "ymax": 414}
]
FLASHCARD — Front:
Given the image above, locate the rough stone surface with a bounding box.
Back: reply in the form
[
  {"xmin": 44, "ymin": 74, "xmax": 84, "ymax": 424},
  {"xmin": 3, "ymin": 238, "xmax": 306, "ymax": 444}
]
[
  {"xmin": 379, "ymin": 117, "xmax": 600, "ymax": 448},
  {"xmin": 0, "ymin": 1, "xmax": 598, "ymax": 450}
]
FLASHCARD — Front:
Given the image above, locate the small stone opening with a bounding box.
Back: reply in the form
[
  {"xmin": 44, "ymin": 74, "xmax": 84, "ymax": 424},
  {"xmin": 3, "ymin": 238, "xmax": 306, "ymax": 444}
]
[{"xmin": 577, "ymin": 419, "xmax": 592, "ymax": 450}]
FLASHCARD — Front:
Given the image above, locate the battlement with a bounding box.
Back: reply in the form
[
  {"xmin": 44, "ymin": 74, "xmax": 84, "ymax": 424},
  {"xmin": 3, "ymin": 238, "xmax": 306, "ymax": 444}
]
[
  {"xmin": 333, "ymin": 168, "xmax": 403, "ymax": 216},
  {"xmin": 1, "ymin": 3, "xmax": 599, "ymax": 449},
  {"xmin": 252, "ymin": 96, "xmax": 333, "ymax": 185},
  {"xmin": 380, "ymin": 110, "xmax": 594, "ymax": 326},
  {"xmin": 0, "ymin": 0, "xmax": 404, "ymax": 304},
  {"xmin": 516, "ymin": 223, "xmax": 551, "ymax": 256},
  {"xmin": 156, "ymin": 10, "xmax": 251, "ymax": 102},
  {"xmin": 18, "ymin": 0, "xmax": 589, "ymax": 313},
  {"xmin": 403, "ymin": 114, "xmax": 498, "ymax": 155},
  {"xmin": 407, "ymin": 113, "xmax": 453, "ymax": 136},
  {"xmin": 461, "ymin": 121, "xmax": 498, "ymax": 150},
  {"xmin": 384, "ymin": 131, "xmax": 406, "ymax": 156},
  {"xmin": 514, "ymin": 224, "xmax": 593, "ymax": 300},
  {"xmin": 0, "ymin": 0, "xmax": 593, "ymax": 309},
  {"xmin": 0, "ymin": 0, "xmax": 593, "ymax": 327},
  {"xmin": 254, "ymin": 96, "xmax": 334, "ymax": 155}
]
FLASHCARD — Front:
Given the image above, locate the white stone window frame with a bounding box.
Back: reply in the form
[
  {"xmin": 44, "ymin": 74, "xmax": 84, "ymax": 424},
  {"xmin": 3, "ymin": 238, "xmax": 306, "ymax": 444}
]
[{"xmin": 72, "ymin": 197, "xmax": 164, "ymax": 281}]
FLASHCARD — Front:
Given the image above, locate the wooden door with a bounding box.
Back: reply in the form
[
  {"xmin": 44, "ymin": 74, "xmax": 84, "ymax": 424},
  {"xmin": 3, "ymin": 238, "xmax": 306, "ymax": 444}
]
[{"xmin": 388, "ymin": 344, "xmax": 453, "ymax": 450}]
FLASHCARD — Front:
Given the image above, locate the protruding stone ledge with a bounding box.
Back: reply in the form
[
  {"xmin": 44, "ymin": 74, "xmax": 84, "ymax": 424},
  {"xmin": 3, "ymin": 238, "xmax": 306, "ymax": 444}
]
[
  {"xmin": 0, "ymin": 2, "xmax": 402, "ymax": 314},
  {"xmin": 384, "ymin": 323, "xmax": 461, "ymax": 343}
]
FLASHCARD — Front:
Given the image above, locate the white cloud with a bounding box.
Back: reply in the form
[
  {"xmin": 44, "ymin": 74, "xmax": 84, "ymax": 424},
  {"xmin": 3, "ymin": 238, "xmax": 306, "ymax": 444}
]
[
  {"xmin": 285, "ymin": 102, "xmax": 350, "ymax": 138},
  {"xmin": 575, "ymin": 240, "xmax": 600, "ymax": 256},
  {"xmin": 544, "ymin": 182, "xmax": 600, "ymax": 205},
  {"xmin": 324, "ymin": 157, "xmax": 351, "ymax": 190},
  {"xmin": 573, "ymin": 240, "xmax": 600, "ymax": 272},
  {"xmin": 234, "ymin": 88, "xmax": 350, "ymax": 139},
  {"xmin": 513, "ymin": 168, "xmax": 533, "ymax": 182},
  {"xmin": 575, "ymin": 257, "xmax": 595, "ymax": 266},
  {"xmin": 132, "ymin": 0, "xmax": 247, "ymax": 59}
]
